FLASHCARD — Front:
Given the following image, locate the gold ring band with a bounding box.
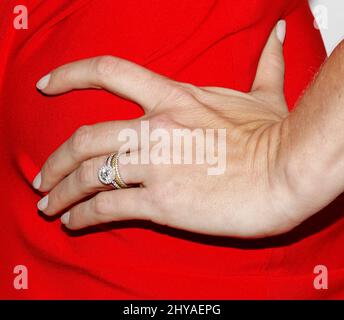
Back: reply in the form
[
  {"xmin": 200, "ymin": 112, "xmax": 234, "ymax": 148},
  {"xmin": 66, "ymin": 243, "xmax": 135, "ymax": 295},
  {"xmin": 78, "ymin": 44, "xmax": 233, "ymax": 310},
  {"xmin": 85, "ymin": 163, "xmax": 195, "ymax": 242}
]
[{"xmin": 110, "ymin": 153, "xmax": 129, "ymax": 189}]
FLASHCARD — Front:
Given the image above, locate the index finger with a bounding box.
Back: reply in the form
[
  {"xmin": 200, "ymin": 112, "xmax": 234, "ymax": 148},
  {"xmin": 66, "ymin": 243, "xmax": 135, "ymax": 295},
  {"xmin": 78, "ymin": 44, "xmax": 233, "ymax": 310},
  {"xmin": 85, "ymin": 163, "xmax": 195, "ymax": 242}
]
[{"xmin": 37, "ymin": 56, "xmax": 174, "ymax": 112}]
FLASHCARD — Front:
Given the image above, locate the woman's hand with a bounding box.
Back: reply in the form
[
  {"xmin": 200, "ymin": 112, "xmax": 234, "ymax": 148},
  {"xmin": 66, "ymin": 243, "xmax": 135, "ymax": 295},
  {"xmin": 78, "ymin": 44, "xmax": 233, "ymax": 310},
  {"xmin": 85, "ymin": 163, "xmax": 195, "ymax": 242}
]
[{"xmin": 33, "ymin": 21, "xmax": 309, "ymax": 238}]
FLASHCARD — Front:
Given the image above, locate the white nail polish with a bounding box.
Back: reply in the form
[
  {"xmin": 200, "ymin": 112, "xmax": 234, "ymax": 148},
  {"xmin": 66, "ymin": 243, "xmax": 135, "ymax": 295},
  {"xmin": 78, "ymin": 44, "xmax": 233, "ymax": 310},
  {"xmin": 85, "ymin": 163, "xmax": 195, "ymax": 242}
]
[
  {"xmin": 36, "ymin": 74, "xmax": 51, "ymax": 90},
  {"xmin": 32, "ymin": 172, "xmax": 41, "ymax": 190},
  {"xmin": 37, "ymin": 195, "xmax": 49, "ymax": 211},
  {"xmin": 276, "ymin": 20, "xmax": 286, "ymax": 44},
  {"xmin": 61, "ymin": 212, "xmax": 70, "ymax": 225}
]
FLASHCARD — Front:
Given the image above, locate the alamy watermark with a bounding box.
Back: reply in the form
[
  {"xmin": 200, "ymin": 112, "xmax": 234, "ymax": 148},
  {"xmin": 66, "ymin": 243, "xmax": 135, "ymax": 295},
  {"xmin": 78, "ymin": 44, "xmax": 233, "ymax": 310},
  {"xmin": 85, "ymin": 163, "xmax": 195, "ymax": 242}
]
[
  {"xmin": 12, "ymin": 3, "xmax": 331, "ymax": 31},
  {"xmin": 313, "ymin": 264, "xmax": 328, "ymax": 290},
  {"xmin": 117, "ymin": 121, "xmax": 227, "ymax": 176},
  {"xmin": 13, "ymin": 5, "xmax": 28, "ymax": 30},
  {"xmin": 2, "ymin": 264, "xmax": 329, "ymax": 291}
]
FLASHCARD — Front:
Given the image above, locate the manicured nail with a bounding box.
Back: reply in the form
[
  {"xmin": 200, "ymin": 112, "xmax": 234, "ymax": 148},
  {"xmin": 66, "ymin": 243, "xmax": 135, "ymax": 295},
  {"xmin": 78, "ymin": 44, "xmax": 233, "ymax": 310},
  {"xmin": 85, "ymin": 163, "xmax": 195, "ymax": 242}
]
[
  {"xmin": 36, "ymin": 74, "xmax": 51, "ymax": 90},
  {"xmin": 32, "ymin": 172, "xmax": 41, "ymax": 190},
  {"xmin": 276, "ymin": 20, "xmax": 286, "ymax": 44},
  {"xmin": 61, "ymin": 212, "xmax": 70, "ymax": 225},
  {"xmin": 37, "ymin": 195, "xmax": 49, "ymax": 211}
]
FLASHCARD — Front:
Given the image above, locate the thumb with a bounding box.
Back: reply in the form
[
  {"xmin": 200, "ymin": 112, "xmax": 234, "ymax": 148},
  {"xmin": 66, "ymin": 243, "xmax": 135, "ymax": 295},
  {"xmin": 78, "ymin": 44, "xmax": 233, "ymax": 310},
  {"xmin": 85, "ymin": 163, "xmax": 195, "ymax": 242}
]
[{"xmin": 251, "ymin": 20, "xmax": 286, "ymax": 98}]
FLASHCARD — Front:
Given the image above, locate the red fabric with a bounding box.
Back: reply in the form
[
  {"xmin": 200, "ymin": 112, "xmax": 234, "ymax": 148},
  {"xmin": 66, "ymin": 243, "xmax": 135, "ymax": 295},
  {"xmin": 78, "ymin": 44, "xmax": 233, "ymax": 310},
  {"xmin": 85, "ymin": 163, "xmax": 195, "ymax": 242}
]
[{"xmin": 1, "ymin": 0, "xmax": 342, "ymax": 299}]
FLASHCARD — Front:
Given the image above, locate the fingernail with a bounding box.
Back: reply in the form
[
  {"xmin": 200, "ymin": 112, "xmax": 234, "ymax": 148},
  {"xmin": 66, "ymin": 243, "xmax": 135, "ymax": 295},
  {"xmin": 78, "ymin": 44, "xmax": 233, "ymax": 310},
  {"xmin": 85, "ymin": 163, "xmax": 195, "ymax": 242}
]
[
  {"xmin": 36, "ymin": 74, "xmax": 51, "ymax": 90},
  {"xmin": 37, "ymin": 195, "xmax": 49, "ymax": 211},
  {"xmin": 32, "ymin": 172, "xmax": 42, "ymax": 190},
  {"xmin": 276, "ymin": 20, "xmax": 286, "ymax": 44},
  {"xmin": 61, "ymin": 212, "xmax": 70, "ymax": 225}
]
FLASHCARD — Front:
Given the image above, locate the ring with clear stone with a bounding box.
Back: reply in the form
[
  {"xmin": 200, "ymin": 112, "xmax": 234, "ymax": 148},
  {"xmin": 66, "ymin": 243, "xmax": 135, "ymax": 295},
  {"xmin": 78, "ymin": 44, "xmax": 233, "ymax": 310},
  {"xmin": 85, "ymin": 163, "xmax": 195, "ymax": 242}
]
[{"xmin": 98, "ymin": 155, "xmax": 120, "ymax": 189}]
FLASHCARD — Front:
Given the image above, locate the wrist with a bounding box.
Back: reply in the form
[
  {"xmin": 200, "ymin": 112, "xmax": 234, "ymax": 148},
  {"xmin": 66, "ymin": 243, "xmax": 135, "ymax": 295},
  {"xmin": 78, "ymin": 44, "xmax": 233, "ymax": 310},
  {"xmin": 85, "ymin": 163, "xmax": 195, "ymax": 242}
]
[{"xmin": 279, "ymin": 112, "xmax": 344, "ymax": 222}]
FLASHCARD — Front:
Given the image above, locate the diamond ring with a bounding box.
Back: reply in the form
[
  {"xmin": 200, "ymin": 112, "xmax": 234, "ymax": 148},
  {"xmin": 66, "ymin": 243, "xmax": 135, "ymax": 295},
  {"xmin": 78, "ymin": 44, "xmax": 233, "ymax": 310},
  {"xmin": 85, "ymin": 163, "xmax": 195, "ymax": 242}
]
[{"xmin": 98, "ymin": 155, "xmax": 117, "ymax": 187}]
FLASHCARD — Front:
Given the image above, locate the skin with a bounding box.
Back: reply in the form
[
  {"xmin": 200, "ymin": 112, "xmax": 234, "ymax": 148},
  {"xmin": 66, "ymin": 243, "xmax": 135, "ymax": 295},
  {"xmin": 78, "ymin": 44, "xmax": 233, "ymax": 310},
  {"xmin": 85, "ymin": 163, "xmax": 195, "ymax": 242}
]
[{"xmin": 32, "ymin": 22, "xmax": 344, "ymax": 238}]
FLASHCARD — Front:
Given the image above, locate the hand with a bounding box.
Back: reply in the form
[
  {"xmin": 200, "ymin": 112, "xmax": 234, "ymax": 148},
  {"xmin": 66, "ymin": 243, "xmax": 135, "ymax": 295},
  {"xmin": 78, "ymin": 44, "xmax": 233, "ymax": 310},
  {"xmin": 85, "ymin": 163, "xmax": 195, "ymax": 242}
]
[{"xmin": 33, "ymin": 21, "xmax": 304, "ymax": 238}]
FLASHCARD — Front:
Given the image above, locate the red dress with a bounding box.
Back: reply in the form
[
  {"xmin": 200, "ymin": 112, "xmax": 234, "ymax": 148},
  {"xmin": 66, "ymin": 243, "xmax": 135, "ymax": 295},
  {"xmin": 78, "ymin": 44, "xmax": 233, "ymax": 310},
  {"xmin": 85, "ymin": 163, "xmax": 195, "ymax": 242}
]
[{"xmin": 1, "ymin": 0, "xmax": 343, "ymax": 299}]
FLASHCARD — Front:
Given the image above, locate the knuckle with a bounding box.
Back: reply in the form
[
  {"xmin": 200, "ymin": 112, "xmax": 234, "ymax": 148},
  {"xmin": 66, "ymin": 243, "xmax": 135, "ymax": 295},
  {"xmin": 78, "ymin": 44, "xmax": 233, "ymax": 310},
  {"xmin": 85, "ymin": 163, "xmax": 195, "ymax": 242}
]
[
  {"xmin": 165, "ymin": 83, "xmax": 200, "ymax": 106},
  {"xmin": 70, "ymin": 125, "xmax": 92, "ymax": 158},
  {"xmin": 42, "ymin": 155, "xmax": 57, "ymax": 177},
  {"xmin": 68, "ymin": 208, "xmax": 79, "ymax": 226},
  {"xmin": 151, "ymin": 113, "xmax": 171, "ymax": 129},
  {"xmin": 137, "ymin": 189, "xmax": 156, "ymax": 220},
  {"xmin": 93, "ymin": 193, "xmax": 110, "ymax": 217},
  {"xmin": 77, "ymin": 160, "xmax": 95, "ymax": 187},
  {"xmin": 147, "ymin": 181, "xmax": 175, "ymax": 212},
  {"xmin": 268, "ymin": 52, "xmax": 284, "ymax": 70},
  {"xmin": 167, "ymin": 86, "xmax": 192, "ymax": 103},
  {"xmin": 94, "ymin": 55, "xmax": 119, "ymax": 77},
  {"xmin": 144, "ymin": 192, "xmax": 164, "ymax": 222},
  {"xmin": 150, "ymin": 113, "xmax": 179, "ymax": 132},
  {"xmin": 48, "ymin": 189, "xmax": 63, "ymax": 211},
  {"xmin": 58, "ymin": 67, "xmax": 73, "ymax": 83},
  {"xmin": 180, "ymin": 82, "xmax": 202, "ymax": 96}
]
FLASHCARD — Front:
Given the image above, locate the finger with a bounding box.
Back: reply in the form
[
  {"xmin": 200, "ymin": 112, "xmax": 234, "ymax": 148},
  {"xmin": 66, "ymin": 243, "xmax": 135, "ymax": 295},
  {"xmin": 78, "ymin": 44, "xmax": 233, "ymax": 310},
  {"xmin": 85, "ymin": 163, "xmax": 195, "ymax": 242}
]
[
  {"xmin": 37, "ymin": 120, "xmax": 140, "ymax": 192},
  {"xmin": 61, "ymin": 188, "xmax": 151, "ymax": 230},
  {"xmin": 38, "ymin": 153, "xmax": 146, "ymax": 216},
  {"xmin": 251, "ymin": 20, "xmax": 286, "ymax": 98},
  {"xmin": 36, "ymin": 56, "xmax": 175, "ymax": 112}
]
